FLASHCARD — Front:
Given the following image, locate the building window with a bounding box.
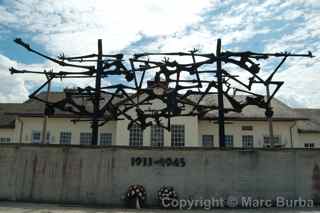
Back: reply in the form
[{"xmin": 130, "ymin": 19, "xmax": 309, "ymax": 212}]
[
  {"xmin": 263, "ymin": 136, "xmax": 280, "ymax": 147},
  {"xmin": 242, "ymin": 135, "xmax": 254, "ymax": 148},
  {"xmin": 31, "ymin": 131, "xmax": 51, "ymax": 144},
  {"xmin": 100, "ymin": 133, "xmax": 112, "ymax": 146},
  {"xmin": 0, "ymin": 137, "xmax": 10, "ymax": 143},
  {"xmin": 242, "ymin": 126, "xmax": 253, "ymax": 131},
  {"xmin": 32, "ymin": 130, "xmax": 41, "ymax": 144},
  {"xmin": 151, "ymin": 125, "xmax": 164, "ymax": 147},
  {"xmin": 129, "ymin": 124, "xmax": 143, "ymax": 146},
  {"xmin": 202, "ymin": 135, "xmax": 214, "ymax": 147},
  {"xmin": 224, "ymin": 135, "xmax": 234, "ymax": 148},
  {"xmin": 60, "ymin": 132, "xmax": 72, "ymax": 145},
  {"xmin": 171, "ymin": 125, "xmax": 185, "ymax": 147},
  {"xmin": 305, "ymin": 143, "xmax": 315, "ymax": 149},
  {"xmin": 80, "ymin": 133, "xmax": 92, "ymax": 145}
]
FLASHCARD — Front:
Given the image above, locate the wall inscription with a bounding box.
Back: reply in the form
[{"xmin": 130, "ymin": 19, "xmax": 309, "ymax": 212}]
[{"xmin": 131, "ymin": 157, "xmax": 186, "ymax": 167}]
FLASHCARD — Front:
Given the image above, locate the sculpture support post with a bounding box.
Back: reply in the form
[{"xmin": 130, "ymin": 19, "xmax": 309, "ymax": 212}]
[
  {"xmin": 216, "ymin": 39, "xmax": 225, "ymax": 148},
  {"xmin": 266, "ymin": 85, "xmax": 274, "ymax": 147},
  {"xmin": 41, "ymin": 77, "xmax": 51, "ymax": 144},
  {"xmin": 92, "ymin": 39, "xmax": 103, "ymax": 145}
]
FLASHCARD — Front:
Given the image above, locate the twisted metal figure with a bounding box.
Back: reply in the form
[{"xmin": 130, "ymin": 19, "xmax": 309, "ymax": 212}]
[
  {"xmin": 127, "ymin": 42, "xmax": 312, "ymax": 137},
  {"xmin": 10, "ymin": 38, "xmax": 313, "ymax": 146},
  {"xmin": 10, "ymin": 38, "xmax": 138, "ymax": 145}
]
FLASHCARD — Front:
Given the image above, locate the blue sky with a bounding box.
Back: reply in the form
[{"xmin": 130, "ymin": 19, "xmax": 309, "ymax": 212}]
[{"xmin": 0, "ymin": 0, "xmax": 319, "ymax": 107}]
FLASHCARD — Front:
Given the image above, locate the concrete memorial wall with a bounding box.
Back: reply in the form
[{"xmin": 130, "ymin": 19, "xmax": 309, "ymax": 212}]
[{"xmin": 0, "ymin": 144, "xmax": 319, "ymax": 207}]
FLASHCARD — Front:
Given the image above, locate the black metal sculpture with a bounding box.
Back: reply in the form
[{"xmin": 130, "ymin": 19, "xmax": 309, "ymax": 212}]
[
  {"xmin": 10, "ymin": 38, "xmax": 138, "ymax": 145},
  {"xmin": 127, "ymin": 39, "xmax": 313, "ymax": 147},
  {"xmin": 10, "ymin": 38, "xmax": 313, "ymax": 147}
]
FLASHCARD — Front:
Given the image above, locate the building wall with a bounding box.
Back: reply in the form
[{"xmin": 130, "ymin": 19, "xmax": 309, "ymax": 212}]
[
  {"xmin": 0, "ymin": 129, "xmax": 15, "ymax": 142},
  {"xmin": 0, "ymin": 145, "xmax": 319, "ymax": 206},
  {"xmin": 115, "ymin": 97, "xmax": 199, "ymax": 147},
  {"xmin": 3, "ymin": 115, "xmax": 320, "ymax": 148},
  {"xmin": 297, "ymin": 133, "xmax": 320, "ymax": 148},
  {"xmin": 116, "ymin": 116, "xmax": 198, "ymax": 147},
  {"xmin": 13, "ymin": 114, "xmax": 199, "ymax": 147},
  {"xmin": 198, "ymin": 120, "xmax": 297, "ymax": 148},
  {"xmin": 14, "ymin": 117, "xmax": 116, "ymax": 145}
]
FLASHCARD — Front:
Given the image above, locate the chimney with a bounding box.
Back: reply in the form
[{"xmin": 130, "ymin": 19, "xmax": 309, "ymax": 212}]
[
  {"xmin": 147, "ymin": 74, "xmax": 168, "ymax": 89},
  {"xmin": 147, "ymin": 74, "xmax": 169, "ymax": 96}
]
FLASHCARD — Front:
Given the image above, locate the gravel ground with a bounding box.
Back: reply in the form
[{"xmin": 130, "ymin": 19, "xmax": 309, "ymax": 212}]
[{"xmin": 0, "ymin": 202, "xmax": 319, "ymax": 213}]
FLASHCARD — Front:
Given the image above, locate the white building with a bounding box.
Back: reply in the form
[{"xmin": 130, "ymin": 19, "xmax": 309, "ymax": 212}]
[{"xmin": 0, "ymin": 92, "xmax": 319, "ymax": 148}]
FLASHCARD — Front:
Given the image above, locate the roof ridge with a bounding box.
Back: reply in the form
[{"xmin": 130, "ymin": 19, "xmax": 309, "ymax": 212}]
[{"xmin": 295, "ymin": 108, "xmax": 320, "ymax": 110}]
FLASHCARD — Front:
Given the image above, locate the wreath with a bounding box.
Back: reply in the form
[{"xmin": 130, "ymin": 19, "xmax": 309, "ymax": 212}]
[
  {"xmin": 158, "ymin": 185, "xmax": 178, "ymax": 208},
  {"xmin": 125, "ymin": 184, "xmax": 146, "ymax": 208}
]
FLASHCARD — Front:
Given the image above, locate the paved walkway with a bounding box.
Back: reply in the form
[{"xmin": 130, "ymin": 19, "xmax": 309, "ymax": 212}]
[{"xmin": 0, "ymin": 202, "xmax": 319, "ymax": 213}]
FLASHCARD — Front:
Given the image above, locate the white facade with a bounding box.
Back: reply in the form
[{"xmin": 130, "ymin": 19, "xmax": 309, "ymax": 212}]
[
  {"xmin": 0, "ymin": 93, "xmax": 319, "ymax": 148},
  {"xmin": 0, "ymin": 115, "xmax": 317, "ymax": 148}
]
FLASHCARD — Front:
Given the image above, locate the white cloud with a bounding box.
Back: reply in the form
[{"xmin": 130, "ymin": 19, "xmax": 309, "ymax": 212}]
[
  {"xmin": 0, "ymin": 55, "xmax": 29, "ymax": 102},
  {"xmin": 2, "ymin": 0, "xmax": 214, "ymax": 55},
  {"xmin": 0, "ymin": 0, "xmax": 215, "ymax": 101},
  {"xmin": 0, "ymin": 0, "xmax": 319, "ymax": 109},
  {"xmin": 0, "ymin": 6, "xmax": 17, "ymax": 24},
  {"xmin": 269, "ymin": 57, "xmax": 320, "ymax": 108},
  {"xmin": 0, "ymin": 53, "xmax": 102, "ymax": 102}
]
